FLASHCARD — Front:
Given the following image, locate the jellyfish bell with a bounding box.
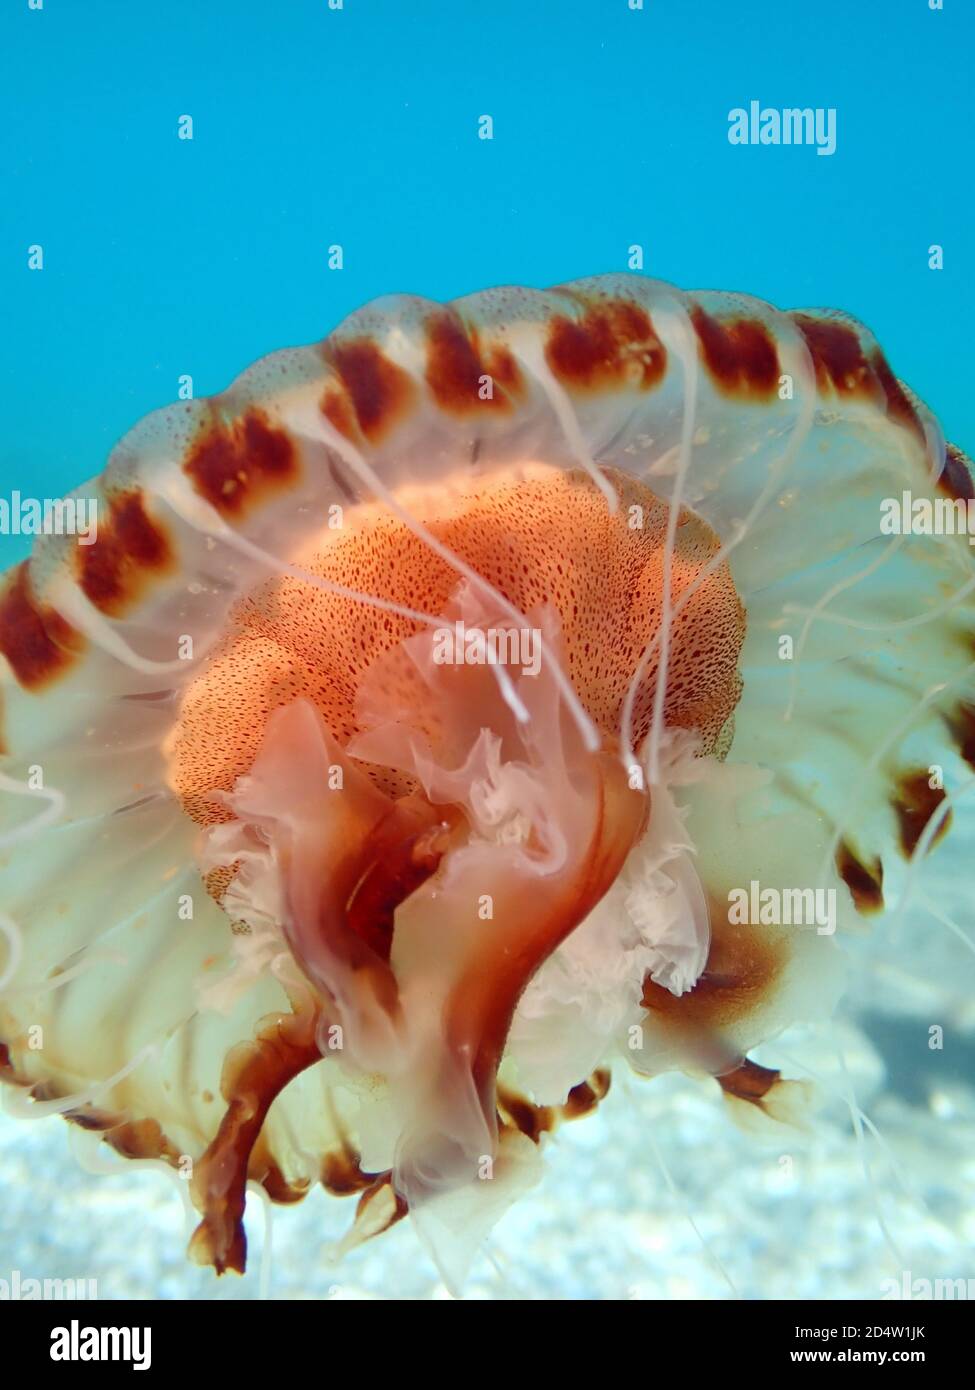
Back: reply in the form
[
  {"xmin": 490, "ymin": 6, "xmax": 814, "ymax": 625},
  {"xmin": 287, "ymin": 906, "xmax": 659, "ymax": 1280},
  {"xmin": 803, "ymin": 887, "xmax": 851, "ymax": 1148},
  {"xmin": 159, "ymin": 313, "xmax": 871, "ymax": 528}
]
[{"xmin": 0, "ymin": 274, "xmax": 972, "ymax": 1291}]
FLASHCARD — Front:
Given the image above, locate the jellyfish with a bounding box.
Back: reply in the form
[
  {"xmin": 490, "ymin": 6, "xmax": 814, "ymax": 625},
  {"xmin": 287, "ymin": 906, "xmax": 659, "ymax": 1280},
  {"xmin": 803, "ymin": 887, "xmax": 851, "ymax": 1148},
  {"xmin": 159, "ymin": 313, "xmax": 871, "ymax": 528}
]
[{"xmin": 0, "ymin": 274, "xmax": 972, "ymax": 1291}]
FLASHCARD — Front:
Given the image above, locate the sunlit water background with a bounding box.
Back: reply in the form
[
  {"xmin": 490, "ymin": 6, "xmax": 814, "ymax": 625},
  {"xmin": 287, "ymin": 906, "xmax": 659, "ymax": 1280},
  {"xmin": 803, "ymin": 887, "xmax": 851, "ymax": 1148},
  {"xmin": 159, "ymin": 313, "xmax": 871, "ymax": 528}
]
[{"xmin": 1, "ymin": 0, "xmax": 973, "ymax": 1300}]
